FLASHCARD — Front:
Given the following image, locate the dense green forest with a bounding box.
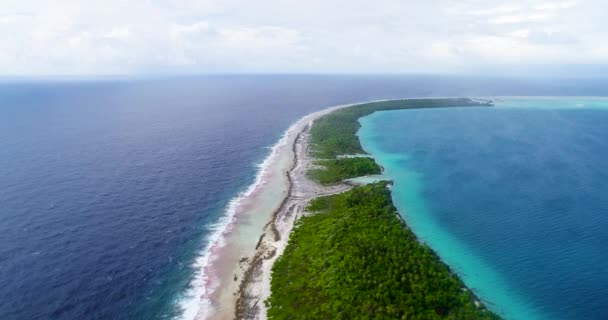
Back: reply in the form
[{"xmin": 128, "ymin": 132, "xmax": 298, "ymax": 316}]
[
  {"xmin": 310, "ymin": 98, "xmax": 490, "ymax": 158},
  {"xmin": 265, "ymin": 99, "xmax": 498, "ymax": 319},
  {"xmin": 266, "ymin": 182, "xmax": 499, "ymax": 320},
  {"xmin": 308, "ymin": 157, "xmax": 381, "ymax": 185}
]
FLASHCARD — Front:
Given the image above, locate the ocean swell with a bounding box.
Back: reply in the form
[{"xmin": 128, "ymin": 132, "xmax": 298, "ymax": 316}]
[{"xmin": 174, "ymin": 117, "xmax": 299, "ymax": 320}]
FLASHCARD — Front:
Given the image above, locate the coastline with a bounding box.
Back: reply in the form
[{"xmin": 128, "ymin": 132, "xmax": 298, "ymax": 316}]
[
  {"xmin": 262, "ymin": 98, "xmax": 499, "ymax": 319},
  {"xmin": 355, "ymin": 108, "xmax": 550, "ymax": 320},
  {"xmin": 234, "ymin": 113, "xmax": 352, "ymax": 319},
  {"xmin": 178, "ymin": 98, "xmax": 496, "ymax": 320},
  {"xmin": 176, "ymin": 104, "xmax": 351, "ymax": 320}
]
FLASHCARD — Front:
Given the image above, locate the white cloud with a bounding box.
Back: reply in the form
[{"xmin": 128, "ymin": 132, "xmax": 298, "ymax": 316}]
[
  {"xmin": 507, "ymin": 29, "xmax": 530, "ymax": 38},
  {"xmin": 490, "ymin": 13, "xmax": 554, "ymax": 24},
  {"xmin": 171, "ymin": 22, "xmax": 211, "ymax": 38},
  {"xmin": 0, "ymin": 0, "xmax": 606, "ymax": 75},
  {"xmin": 104, "ymin": 27, "xmax": 132, "ymax": 40},
  {"xmin": 467, "ymin": 5, "xmax": 522, "ymax": 16},
  {"xmin": 218, "ymin": 26, "xmax": 301, "ymax": 50},
  {"xmin": 534, "ymin": 1, "xmax": 580, "ymax": 11}
]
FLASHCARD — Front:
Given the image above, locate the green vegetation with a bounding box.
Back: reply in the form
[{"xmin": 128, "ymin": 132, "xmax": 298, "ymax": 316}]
[
  {"xmin": 307, "ymin": 98, "xmax": 490, "ymax": 181},
  {"xmin": 266, "ymin": 182, "xmax": 499, "ymax": 320},
  {"xmin": 308, "ymin": 157, "xmax": 381, "ymax": 185},
  {"xmin": 265, "ymin": 99, "xmax": 498, "ymax": 319},
  {"xmin": 311, "ymin": 98, "xmax": 489, "ymax": 158}
]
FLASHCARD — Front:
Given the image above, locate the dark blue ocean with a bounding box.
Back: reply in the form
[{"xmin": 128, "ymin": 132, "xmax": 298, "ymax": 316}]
[
  {"xmin": 1, "ymin": 76, "xmax": 608, "ymax": 320},
  {"xmin": 359, "ymin": 98, "xmax": 608, "ymax": 320}
]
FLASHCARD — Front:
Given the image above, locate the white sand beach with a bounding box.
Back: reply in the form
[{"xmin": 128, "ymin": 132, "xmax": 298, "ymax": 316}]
[{"xmin": 177, "ymin": 104, "xmax": 352, "ymax": 320}]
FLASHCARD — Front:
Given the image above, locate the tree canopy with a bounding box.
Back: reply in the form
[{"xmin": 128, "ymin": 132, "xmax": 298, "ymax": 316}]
[{"xmin": 266, "ymin": 183, "xmax": 499, "ymax": 320}]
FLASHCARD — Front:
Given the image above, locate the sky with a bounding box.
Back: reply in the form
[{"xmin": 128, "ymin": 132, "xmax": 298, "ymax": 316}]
[{"xmin": 1, "ymin": 0, "xmax": 607, "ymax": 76}]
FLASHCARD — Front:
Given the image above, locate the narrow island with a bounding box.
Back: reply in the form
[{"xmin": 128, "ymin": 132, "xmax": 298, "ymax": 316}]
[{"xmin": 234, "ymin": 98, "xmax": 499, "ymax": 319}]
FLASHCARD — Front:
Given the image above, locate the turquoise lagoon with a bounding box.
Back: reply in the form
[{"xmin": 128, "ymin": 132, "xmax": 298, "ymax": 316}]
[{"xmin": 358, "ymin": 98, "xmax": 608, "ymax": 320}]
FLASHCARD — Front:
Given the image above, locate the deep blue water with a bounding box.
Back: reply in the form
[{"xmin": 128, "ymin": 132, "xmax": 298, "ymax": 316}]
[
  {"xmin": 359, "ymin": 100, "xmax": 608, "ymax": 320},
  {"xmin": 2, "ymin": 76, "xmax": 608, "ymax": 320},
  {"xmin": 0, "ymin": 75, "xmax": 432, "ymax": 320}
]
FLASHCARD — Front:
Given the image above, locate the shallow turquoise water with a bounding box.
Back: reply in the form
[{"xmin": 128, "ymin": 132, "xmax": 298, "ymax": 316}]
[{"xmin": 358, "ymin": 98, "xmax": 608, "ymax": 320}]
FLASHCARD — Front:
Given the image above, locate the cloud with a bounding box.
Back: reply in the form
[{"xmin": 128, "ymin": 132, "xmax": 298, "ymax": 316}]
[
  {"xmin": 490, "ymin": 13, "xmax": 554, "ymax": 24},
  {"xmin": 171, "ymin": 22, "xmax": 211, "ymax": 38},
  {"xmin": 467, "ymin": 5, "xmax": 522, "ymax": 16},
  {"xmin": 218, "ymin": 26, "xmax": 301, "ymax": 50},
  {"xmin": 0, "ymin": 0, "xmax": 606, "ymax": 75},
  {"xmin": 534, "ymin": 1, "xmax": 580, "ymax": 11},
  {"xmin": 104, "ymin": 27, "xmax": 132, "ymax": 40}
]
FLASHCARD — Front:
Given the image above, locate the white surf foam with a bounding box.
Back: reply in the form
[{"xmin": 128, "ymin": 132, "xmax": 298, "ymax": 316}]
[
  {"xmin": 174, "ymin": 115, "xmax": 306, "ymax": 320},
  {"xmin": 173, "ymin": 102, "xmax": 364, "ymax": 320}
]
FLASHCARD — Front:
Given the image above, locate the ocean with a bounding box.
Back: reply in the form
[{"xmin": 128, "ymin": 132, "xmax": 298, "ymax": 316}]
[
  {"xmin": 1, "ymin": 76, "xmax": 607, "ymax": 320},
  {"xmin": 358, "ymin": 98, "xmax": 608, "ymax": 320}
]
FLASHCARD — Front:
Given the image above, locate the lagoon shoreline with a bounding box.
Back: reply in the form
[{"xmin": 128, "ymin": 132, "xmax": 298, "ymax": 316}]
[{"xmin": 183, "ymin": 98, "xmax": 496, "ymax": 320}]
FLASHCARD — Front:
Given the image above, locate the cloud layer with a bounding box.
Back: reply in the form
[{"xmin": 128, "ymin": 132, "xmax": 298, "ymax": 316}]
[{"xmin": 1, "ymin": 0, "xmax": 606, "ymax": 75}]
